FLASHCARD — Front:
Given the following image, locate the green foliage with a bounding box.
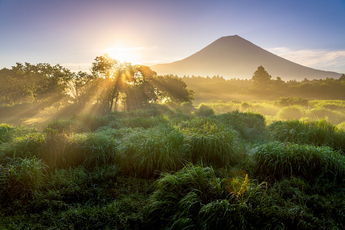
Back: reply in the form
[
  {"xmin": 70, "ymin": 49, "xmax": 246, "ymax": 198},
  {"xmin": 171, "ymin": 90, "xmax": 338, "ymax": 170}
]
[
  {"xmin": 268, "ymin": 120, "xmax": 345, "ymax": 153},
  {"xmin": 254, "ymin": 142, "xmax": 345, "ymax": 181},
  {"xmin": 277, "ymin": 106, "xmax": 304, "ymax": 120},
  {"xmin": 0, "ymin": 124, "xmax": 16, "ymax": 143},
  {"xmin": 145, "ymin": 165, "xmax": 265, "ymax": 230},
  {"xmin": 240, "ymin": 102, "xmax": 251, "ymax": 111},
  {"xmin": 194, "ymin": 104, "xmax": 215, "ymax": 117},
  {"xmin": 307, "ymin": 108, "xmax": 345, "ymax": 124},
  {"xmin": 275, "ymin": 97, "xmax": 309, "ymax": 107},
  {"xmin": 144, "ymin": 165, "xmax": 222, "ymax": 229},
  {"xmin": 1, "ymin": 133, "xmax": 45, "ymax": 160},
  {"xmin": 3, "ymin": 105, "xmax": 345, "ymax": 228},
  {"xmin": 181, "ymin": 117, "xmax": 241, "ymax": 167},
  {"xmin": 41, "ymin": 131, "xmax": 118, "ymax": 169},
  {"xmin": 214, "ymin": 111, "xmax": 266, "ymax": 141},
  {"xmin": 251, "ymin": 66, "xmax": 272, "ymax": 89},
  {"xmin": 176, "ymin": 101, "xmax": 196, "ymax": 114},
  {"xmin": 0, "ymin": 157, "xmax": 47, "ymax": 204},
  {"xmin": 117, "ymin": 125, "xmax": 187, "ymax": 178},
  {"xmin": 152, "ymin": 74, "xmax": 195, "ymax": 104}
]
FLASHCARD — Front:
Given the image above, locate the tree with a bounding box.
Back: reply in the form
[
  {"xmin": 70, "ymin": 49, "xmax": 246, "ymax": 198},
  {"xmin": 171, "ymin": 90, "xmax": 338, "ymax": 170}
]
[
  {"xmin": 251, "ymin": 66, "xmax": 272, "ymax": 89},
  {"xmin": 68, "ymin": 71, "xmax": 95, "ymax": 105},
  {"xmin": 90, "ymin": 54, "xmax": 195, "ymax": 112},
  {"xmin": 152, "ymin": 74, "xmax": 194, "ymax": 104},
  {"xmin": 0, "ymin": 62, "xmax": 72, "ymax": 107},
  {"xmin": 91, "ymin": 54, "xmax": 159, "ymax": 112}
]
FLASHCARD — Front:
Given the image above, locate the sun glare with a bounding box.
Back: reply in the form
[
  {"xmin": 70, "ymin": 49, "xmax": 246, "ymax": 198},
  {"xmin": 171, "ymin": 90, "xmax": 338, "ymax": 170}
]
[{"xmin": 104, "ymin": 45, "xmax": 142, "ymax": 64}]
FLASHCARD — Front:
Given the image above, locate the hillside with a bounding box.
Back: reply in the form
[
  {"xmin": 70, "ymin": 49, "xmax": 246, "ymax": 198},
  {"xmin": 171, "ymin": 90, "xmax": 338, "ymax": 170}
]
[{"xmin": 151, "ymin": 35, "xmax": 342, "ymax": 80}]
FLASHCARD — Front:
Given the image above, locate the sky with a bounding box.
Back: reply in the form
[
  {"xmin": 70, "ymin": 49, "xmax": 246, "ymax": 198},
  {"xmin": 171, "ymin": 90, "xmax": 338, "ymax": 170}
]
[{"xmin": 1, "ymin": 0, "xmax": 345, "ymax": 75}]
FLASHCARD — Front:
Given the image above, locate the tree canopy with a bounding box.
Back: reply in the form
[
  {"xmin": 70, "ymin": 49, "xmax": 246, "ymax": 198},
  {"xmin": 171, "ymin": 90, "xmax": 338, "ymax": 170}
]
[{"xmin": 0, "ymin": 55, "xmax": 195, "ymax": 114}]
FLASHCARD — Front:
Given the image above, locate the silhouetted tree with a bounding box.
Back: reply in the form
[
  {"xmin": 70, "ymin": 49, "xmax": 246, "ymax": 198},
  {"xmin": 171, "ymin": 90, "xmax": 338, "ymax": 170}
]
[
  {"xmin": 251, "ymin": 66, "xmax": 272, "ymax": 89},
  {"xmin": 0, "ymin": 62, "xmax": 72, "ymax": 107},
  {"xmin": 339, "ymin": 74, "xmax": 345, "ymax": 81},
  {"xmin": 152, "ymin": 75, "xmax": 194, "ymax": 104}
]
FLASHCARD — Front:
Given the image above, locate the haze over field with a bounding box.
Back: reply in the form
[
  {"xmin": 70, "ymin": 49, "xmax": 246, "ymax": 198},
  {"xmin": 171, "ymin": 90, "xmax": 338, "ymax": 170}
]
[{"xmin": 1, "ymin": 0, "xmax": 345, "ymax": 76}]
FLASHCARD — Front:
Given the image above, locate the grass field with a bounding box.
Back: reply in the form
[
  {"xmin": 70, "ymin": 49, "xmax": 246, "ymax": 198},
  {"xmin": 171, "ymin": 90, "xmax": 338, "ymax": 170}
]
[{"xmin": 1, "ymin": 101, "xmax": 345, "ymax": 229}]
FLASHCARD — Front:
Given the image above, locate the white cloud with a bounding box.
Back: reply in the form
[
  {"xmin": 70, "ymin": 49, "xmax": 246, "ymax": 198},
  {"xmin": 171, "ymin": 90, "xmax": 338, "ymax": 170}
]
[{"xmin": 268, "ymin": 47, "xmax": 345, "ymax": 73}]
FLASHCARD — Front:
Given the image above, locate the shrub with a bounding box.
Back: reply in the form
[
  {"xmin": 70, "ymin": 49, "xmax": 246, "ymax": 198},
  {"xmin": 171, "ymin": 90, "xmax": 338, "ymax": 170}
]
[
  {"xmin": 176, "ymin": 101, "xmax": 196, "ymax": 114},
  {"xmin": 144, "ymin": 166, "xmax": 223, "ymax": 229},
  {"xmin": 194, "ymin": 104, "xmax": 215, "ymax": 117},
  {"xmin": 214, "ymin": 111, "xmax": 266, "ymax": 141},
  {"xmin": 145, "ymin": 165, "xmax": 264, "ymax": 230},
  {"xmin": 0, "ymin": 133, "xmax": 46, "ymax": 160},
  {"xmin": 117, "ymin": 125, "xmax": 187, "ymax": 178},
  {"xmin": 181, "ymin": 117, "xmax": 241, "ymax": 167},
  {"xmin": 0, "ymin": 157, "xmax": 47, "ymax": 204},
  {"xmin": 268, "ymin": 120, "xmax": 345, "ymax": 153},
  {"xmin": 277, "ymin": 106, "xmax": 304, "ymax": 120},
  {"xmin": 0, "ymin": 124, "xmax": 16, "ymax": 143},
  {"xmin": 240, "ymin": 102, "xmax": 251, "ymax": 111},
  {"xmin": 253, "ymin": 142, "xmax": 345, "ymax": 182},
  {"xmin": 41, "ymin": 131, "xmax": 118, "ymax": 169},
  {"xmin": 307, "ymin": 108, "xmax": 345, "ymax": 125},
  {"xmin": 275, "ymin": 97, "xmax": 309, "ymax": 107}
]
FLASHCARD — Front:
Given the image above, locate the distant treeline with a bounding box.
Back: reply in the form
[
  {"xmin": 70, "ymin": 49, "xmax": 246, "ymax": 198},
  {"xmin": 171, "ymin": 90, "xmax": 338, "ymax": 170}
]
[
  {"xmin": 1, "ymin": 60, "xmax": 345, "ymax": 114},
  {"xmin": 182, "ymin": 66, "xmax": 345, "ymax": 103}
]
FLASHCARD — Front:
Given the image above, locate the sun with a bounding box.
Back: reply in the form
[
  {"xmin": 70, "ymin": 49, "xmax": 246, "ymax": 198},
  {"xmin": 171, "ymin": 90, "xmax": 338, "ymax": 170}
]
[{"xmin": 103, "ymin": 45, "xmax": 141, "ymax": 63}]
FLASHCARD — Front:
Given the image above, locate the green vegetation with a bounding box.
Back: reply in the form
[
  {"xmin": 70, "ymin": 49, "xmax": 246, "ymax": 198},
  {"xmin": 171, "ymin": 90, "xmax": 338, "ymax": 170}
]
[
  {"xmin": 2, "ymin": 106, "xmax": 345, "ymax": 229},
  {"xmin": 1, "ymin": 63, "xmax": 345, "ymax": 229}
]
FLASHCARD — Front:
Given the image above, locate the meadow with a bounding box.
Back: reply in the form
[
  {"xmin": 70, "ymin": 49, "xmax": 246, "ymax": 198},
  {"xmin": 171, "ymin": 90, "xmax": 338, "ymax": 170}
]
[{"xmin": 1, "ymin": 100, "xmax": 345, "ymax": 229}]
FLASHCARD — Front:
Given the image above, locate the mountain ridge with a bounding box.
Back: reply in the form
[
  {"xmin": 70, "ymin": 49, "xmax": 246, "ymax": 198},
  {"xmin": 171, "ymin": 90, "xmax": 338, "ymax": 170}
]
[{"xmin": 151, "ymin": 35, "xmax": 341, "ymax": 80}]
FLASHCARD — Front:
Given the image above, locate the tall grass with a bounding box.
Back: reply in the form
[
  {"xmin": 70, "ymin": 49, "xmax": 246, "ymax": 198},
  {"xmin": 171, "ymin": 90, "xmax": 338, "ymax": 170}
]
[
  {"xmin": 0, "ymin": 157, "xmax": 47, "ymax": 205},
  {"xmin": 253, "ymin": 142, "xmax": 345, "ymax": 182},
  {"xmin": 181, "ymin": 117, "xmax": 241, "ymax": 167},
  {"xmin": 268, "ymin": 120, "xmax": 345, "ymax": 153},
  {"xmin": 41, "ymin": 131, "xmax": 118, "ymax": 169},
  {"xmin": 214, "ymin": 111, "xmax": 266, "ymax": 141},
  {"xmin": 117, "ymin": 124, "xmax": 187, "ymax": 178},
  {"xmin": 0, "ymin": 133, "xmax": 45, "ymax": 161},
  {"xmin": 277, "ymin": 106, "xmax": 304, "ymax": 120},
  {"xmin": 145, "ymin": 165, "xmax": 265, "ymax": 230},
  {"xmin": 194, "ymin": 104, "xmax": 215, "ymax": 117}
]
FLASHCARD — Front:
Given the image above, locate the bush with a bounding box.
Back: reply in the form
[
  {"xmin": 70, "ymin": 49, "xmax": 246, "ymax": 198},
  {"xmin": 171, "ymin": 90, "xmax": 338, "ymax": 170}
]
[
  {"xmin": 268, "ymin": 120, "xmax": 345, "ymax": 153},
  {"xmin": 41, "ymin": 131, "xmax": 118, "ymax": 169},
  {"xmin": 0, "ymin": 124, "xmax": 16, "ymax": 143},
  {"xmin": 275, "ymin": 97, "xmax": 309, "ymax": 107},
  {"xmin": 144, "ymin": 165, "xmax": 223, "ymax": 229},
  {"xmin": 145, "ymin": 165, "xmax": 264, "ymax": 230},
  {"xmin": 181, "ymin": 117, "xmax": 241, "ymax": 167},
  {"xmin": 214, "ymin": 111, "xmax": 266, "ymax": 141},
  {"xmin": 0, "ymin": 133, "xmax": 46, "ymax": 160},
  {"xmin": 176, "ymin": 101, "xmax": 196, "ymax": 114},
  {"xmin": 307, "ymin": 108, "xmax": 345, "ymax": 125},
  {"xmin": 117, "ymin": 125, "xmax": 187, "ymax": 178},
  {"xmin": 0, "ymin": 157, "xmax": 47, "ymax": 204},
  {"xmin": 194, "ymin": 104, "xmax": 215, "ymax": 117},
  {"xmin": 277, "ymin": 106, "xmax": 304, "ymax": 120},
  {"xmin": 253, "ymin": 142, "xmax": 345, "ymax": 182},
  {"xmin": 240, "ymin": 102, "xmax": 251, "ymax": 111}
]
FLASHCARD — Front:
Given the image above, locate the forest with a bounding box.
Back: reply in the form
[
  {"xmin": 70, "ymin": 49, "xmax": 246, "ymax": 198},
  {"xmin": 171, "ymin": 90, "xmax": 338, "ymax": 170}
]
[{"xmin": 1, "ymin": 59, "xmax": 345, "ymax": 229}]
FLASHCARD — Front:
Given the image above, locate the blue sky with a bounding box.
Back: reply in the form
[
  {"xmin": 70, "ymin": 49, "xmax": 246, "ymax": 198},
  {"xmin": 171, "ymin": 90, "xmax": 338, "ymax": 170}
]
[{"xmin": 1, "ymin": 0, "xmax": 345, "ymax": 75}]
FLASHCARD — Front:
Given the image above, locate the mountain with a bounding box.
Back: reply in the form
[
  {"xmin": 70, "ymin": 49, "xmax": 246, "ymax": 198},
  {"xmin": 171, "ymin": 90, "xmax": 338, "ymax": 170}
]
[{"xmin": 151, "ymin": 35, "xmax": 341, "ymax": 81}]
